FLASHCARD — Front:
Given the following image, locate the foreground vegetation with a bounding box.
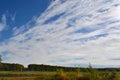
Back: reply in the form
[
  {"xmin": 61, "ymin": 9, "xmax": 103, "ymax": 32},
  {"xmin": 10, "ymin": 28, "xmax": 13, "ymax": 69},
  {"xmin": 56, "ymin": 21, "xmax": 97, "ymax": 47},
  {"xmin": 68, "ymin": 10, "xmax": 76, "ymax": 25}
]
[
  {"xmin": 0, "ymin": 63, "xmax": 120, "ymax": 80},
  {"xmin": 0, "ymin": 68, "xmax": 120, "ymax": 80}
]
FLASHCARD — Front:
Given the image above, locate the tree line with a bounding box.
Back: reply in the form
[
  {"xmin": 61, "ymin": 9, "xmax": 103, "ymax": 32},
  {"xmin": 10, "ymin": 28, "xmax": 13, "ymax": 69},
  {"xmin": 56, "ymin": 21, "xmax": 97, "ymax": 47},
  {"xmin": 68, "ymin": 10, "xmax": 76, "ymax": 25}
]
[
  {"xmin": 0, "ymin": 63, "xmax": 120, "ymax": 72},
  {"xmin": 0, "ymin": 63, "xmax": 24, "ymax": 71}
]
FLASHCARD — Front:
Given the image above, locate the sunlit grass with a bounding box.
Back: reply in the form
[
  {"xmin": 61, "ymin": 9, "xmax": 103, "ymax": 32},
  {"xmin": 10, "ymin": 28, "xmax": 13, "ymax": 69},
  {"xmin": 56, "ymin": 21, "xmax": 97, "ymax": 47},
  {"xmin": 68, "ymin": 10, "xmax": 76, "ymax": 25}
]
[{"xmin": 0, "ymin": 71, "xmax": 119, "ymax": 80}]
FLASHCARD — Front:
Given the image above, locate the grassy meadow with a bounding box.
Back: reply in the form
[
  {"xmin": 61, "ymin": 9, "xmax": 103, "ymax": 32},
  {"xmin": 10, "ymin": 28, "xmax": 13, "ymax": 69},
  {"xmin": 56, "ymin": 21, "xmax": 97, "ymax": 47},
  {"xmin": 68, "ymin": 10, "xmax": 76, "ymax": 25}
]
[
  {"xmin": 0, "ymin": 70, "xmax": 120, "ymax": 80},
  {"xmin": 0, "ymin": 63, "xmax": 120, "ymax": 80},
  {"xmin": 0, "ymin": 71, "xmax": 88, "ymax": 80}
]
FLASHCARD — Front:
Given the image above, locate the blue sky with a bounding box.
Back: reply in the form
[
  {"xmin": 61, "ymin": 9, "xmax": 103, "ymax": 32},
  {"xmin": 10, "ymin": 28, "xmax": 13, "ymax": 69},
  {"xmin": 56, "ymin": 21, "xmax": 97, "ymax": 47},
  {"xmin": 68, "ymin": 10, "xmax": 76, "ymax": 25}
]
[
  {"xmin": 0, "ymin": 0, "xmax": 120, "ymax": 68},
  {"xmin": 0, "ymin": 0, "xmax": 51, "ymax": 41}
]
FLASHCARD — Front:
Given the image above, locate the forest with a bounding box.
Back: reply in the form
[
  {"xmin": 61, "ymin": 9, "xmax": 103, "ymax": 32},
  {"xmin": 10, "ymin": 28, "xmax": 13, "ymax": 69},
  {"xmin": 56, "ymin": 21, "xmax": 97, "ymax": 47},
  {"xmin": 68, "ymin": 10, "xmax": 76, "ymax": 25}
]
[{"xmin": 0, "ymin": 63, "xmax": 120, "ymax": 72}]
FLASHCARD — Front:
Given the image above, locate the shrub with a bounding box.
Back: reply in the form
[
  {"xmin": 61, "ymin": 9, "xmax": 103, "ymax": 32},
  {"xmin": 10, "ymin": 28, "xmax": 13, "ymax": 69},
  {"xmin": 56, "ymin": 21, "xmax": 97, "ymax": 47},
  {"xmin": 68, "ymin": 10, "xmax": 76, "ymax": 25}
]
[{"xmin": 55, "ymin": 69, "xmax": 67, "ymax": 80}]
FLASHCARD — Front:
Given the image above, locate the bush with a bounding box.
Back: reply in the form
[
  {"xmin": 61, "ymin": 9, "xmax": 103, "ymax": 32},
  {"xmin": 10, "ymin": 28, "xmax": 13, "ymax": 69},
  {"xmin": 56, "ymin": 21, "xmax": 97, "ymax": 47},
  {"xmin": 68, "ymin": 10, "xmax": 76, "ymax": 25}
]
[{"xmin": 54, "ymin": 69, "xmax": 67, "ymax": 80}]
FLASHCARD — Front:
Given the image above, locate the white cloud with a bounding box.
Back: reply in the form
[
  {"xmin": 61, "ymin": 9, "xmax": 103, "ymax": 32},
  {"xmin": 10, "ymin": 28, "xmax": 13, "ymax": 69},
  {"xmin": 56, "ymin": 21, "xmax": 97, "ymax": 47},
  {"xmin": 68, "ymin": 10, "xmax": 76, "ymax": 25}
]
[
  {"xmin": 11, "ymin": 13, "xmax": 16, "ymax": 22},
  {"xmin": 0, "ymin": 14, "xmax": 6, "ymax": 32},
  {"xmin": 0, "ymin": 0, "xmax": 120, "ymax": 67}
]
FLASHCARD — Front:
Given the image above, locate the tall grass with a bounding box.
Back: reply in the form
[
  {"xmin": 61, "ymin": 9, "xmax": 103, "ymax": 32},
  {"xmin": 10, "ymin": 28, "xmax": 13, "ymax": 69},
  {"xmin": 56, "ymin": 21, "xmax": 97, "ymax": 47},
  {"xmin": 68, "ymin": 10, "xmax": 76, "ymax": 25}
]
[
  {"xmin": 0, "ymin": 67, "xmax": 120, "ymax": 80},
  {"xmin": 87, "ymin": 65, "xmax": 120, "ymax": 80}
]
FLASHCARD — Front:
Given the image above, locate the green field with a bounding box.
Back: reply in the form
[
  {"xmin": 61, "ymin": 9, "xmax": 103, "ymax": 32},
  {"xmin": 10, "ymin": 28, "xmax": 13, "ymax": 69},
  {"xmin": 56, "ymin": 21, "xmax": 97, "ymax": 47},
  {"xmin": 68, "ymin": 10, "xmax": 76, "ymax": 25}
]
[
  {"xmin": 0, "ymin": 71, "xmax": 120, "ymax": 80},
  {"xmin": 0, "ymin": 63, "xmax": 120, "ymax": 80},
  {"xmin": 0, "ymin": 71, "xmax": 55, "ymax": 80},
  {"xmin": 0, "ymin": 71, "xmax": 86, "ymax": 80}
]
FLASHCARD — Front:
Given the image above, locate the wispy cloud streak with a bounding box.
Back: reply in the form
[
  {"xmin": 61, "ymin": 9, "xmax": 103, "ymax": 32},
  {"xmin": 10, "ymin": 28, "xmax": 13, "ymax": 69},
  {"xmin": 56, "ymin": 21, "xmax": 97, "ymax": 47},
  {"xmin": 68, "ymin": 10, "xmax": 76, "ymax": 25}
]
[{"xmin": 0, "ymin": 14, "xmax": 7, "ymax": 32}]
